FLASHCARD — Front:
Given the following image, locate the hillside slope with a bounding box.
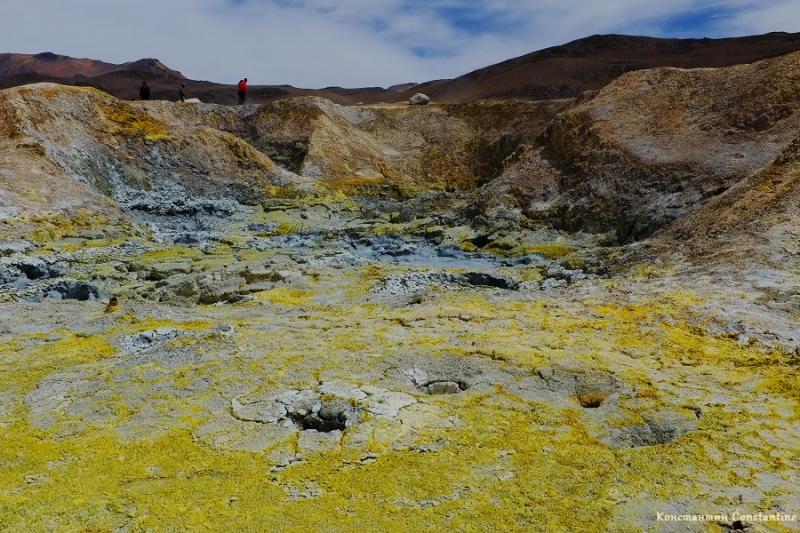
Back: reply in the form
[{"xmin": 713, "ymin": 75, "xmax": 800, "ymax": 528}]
[
  {"xmin": 420, "ymin": 32, "xmax": 800, "ymax": 101},
  {"xmin": 4, "ymin": 32, "xmax": 800, "ymax": 105}
]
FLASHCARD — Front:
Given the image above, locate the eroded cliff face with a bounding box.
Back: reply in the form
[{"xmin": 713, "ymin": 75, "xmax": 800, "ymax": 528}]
[
  {"xmin": 8, "ymin": 55, "xmax": 797, "ymax": 248},
  {"xmin": 1, "ymin": 58, "xmax": 799, "ymax": 533},
  {"xmin": 0, "ymin": 85, "xmax": 311, "ymax": 217},
  {"xmin": 482, "ymin": 51, "xmax": 800, "ymax": 244},
  {"xmin": 0, "ymin": 84, "xmax": 572, "ymax": 237}
]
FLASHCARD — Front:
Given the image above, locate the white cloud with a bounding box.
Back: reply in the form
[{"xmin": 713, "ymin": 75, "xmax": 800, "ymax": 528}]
[
  {"xmin": 2, "ymin": 1, "xmax": 800, "ymax": 88},
  {"xmin": 724, "ymin": 1, "xmax": 800, "ymax": 35}
]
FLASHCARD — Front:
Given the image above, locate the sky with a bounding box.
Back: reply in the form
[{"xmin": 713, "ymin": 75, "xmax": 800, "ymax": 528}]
[{"xmin": 3, "ymin": 1, "xmax": 800, "ymax": 89}]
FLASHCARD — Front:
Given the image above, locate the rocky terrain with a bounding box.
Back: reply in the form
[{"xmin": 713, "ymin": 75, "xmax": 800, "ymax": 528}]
[{"xmin": 1, "ymin": 49, "xmax": 799, "ymax": 533}]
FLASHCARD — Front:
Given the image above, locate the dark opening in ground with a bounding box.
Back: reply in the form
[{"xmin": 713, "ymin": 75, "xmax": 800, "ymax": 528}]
[
  {"xmin": 17, "ymin": 263, "xmax": 49, "ymax": 280},
  {"xmin": 467, "ymin": 235, "xmax": 491, "ymax": 248},
  {"xmin": 33, "ymin": 280, "xmax": 109, "ymax": 302},
  {"xmin": 577, "ymin": 393, "xmax": 607, "ymax": 408},
  {"xmin": 290, "ymin": 400, "xmax": 358, "ymax": 433},
  {"xmin": 462, "ymin": 272, "xmax": 519, "ymax": 290}
]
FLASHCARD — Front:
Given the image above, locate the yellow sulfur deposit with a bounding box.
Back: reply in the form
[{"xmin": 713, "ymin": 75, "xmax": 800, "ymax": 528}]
[{"xmin": 2, "ymin": 266, "xmax": 799, "ymax": 532}]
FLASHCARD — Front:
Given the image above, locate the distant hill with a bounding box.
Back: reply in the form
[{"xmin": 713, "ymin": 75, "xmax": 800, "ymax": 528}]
[
  {"xmin": 414, "ymin": 32, "xmax": 800, "ymax": 101},
  {"xmin": 0, "ymin": 52, "xmax": 184, "ymax": 80},
  {"xmin": 3, "ymin": 32, "xmax": 800, "ymax": 105}
]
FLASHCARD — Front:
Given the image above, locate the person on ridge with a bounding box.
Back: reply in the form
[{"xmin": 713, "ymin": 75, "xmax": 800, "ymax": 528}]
[
  {"xmin": 139, "ymin": 81, "xmax": 150, "ymax": 100},
  {"xmin": 178, "ymin": 83, "xmax": 186, "ymax": 102},
  {"xmin": 237, "ymin": 78, "xmax": 248, "ymax": 105}
]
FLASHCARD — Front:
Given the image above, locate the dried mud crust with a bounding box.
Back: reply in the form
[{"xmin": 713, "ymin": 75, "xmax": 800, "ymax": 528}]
[{"xmin": 2, "ymin": 237, "xmax": 800, "ymax": 532}]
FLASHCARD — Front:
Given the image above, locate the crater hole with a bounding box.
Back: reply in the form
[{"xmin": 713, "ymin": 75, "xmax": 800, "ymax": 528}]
[
  {"xmin": 577, "ymin": 393, "xmax": 607, "ymax": 408},
  {"xmin": 289, "ymin": 400, "xmax": 358, "ymax": 433}
]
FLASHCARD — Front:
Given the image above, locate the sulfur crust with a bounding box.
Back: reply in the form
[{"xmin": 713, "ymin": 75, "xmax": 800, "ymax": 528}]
[{"xmin": 2, "ymin": 268, "xmax": 799, "ymax": 532}]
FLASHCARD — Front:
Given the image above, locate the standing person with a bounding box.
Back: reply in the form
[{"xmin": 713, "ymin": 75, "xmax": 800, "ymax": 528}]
[
  {"xmin": 139, "ymin": 81, "xmax": 150, "ymax": 100},
  {"xmin": 178, "ymin": 83, "xmax": 186, "ymax": 102},
  {"xmin": 237, "ymin": 78, "xmax": 248, "ymax": 105}
]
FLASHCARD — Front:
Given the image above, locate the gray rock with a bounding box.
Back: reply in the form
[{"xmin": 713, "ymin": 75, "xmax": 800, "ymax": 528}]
[
  {"xmin": 243, "ymin": 268, "xmax": 286, "ymax": 284},
  {"xmin": 245, "ymin": 222, "xmax": 280, "ymax": 234},
  {"xmin": 537, "ymin": 367, "xmax": 554, "ymax": 380},
  {"xmin": 5, "ymin": 257, "xmax": 57, "ymax": 281},
  {"xmin": 409, "ymin": 93, "xmax": 430, "ymax": 106},
  {"xmin": 545, "ymin": 266, "xmax": 567, "ymax": 279},
  {"xmin": 198, "ymin": 281, "xmax": 242, "ymax": 304},
  {"xmin": 148, "ymin": 262, "xmax": 193, "ymax": 281},
  {"xmin": 32, "ymin": 280, "xmax": 111, "ymax": 302},
  {"xmin": 0, "ymin": 240, "xmax": 35, "ymax": 256},
  {"xmin": 458, "ymin": 272, "xmax": 519, "ymax": 290},
  {"xmin": 122, "ymin": 327, "xmax": 181, "ymax": 353},
  {"xmin": 540, "ymin": 278, "xmax": 568, "ymax": 290},
  {"xmin": 301, "ymin": 399, "xmax": 360, "ymax": 432},
  {"xmin": 318, "ymin": 399, "xmax": 350, "ymax": 421},
  {"xmin": 175, "ymin": 281, "xmax": 200, "ymax": 298}
]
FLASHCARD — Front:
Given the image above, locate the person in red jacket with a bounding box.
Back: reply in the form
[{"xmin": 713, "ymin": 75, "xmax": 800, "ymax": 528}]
[{"xmin": 237, "ymin": 78, "xmax": 248, "ymax": 105}]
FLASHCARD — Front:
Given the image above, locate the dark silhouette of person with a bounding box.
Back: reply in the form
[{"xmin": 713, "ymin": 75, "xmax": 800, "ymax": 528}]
[
  {"xmin": 139, "ymin": 81, "xmax": 150, "ymax": 100},
  {"xmin": 178, "ymin": 83, "xmax": 186, "ymax": 102},
  {"xmin": 237, "ymin": 78, "xmax": 248, "ymax": 105}
]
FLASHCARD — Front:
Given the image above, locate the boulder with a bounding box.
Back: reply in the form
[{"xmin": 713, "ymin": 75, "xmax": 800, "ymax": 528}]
[
  {"xmin": 408, "ymin": 93, "xmax": 430, "ymax": 106},
  {"xmin": 148, "ymin": 262, "xmax": 193, "ymax": 281}
]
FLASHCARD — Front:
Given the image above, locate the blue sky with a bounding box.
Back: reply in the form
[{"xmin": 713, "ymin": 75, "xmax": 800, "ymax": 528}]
[{"xmin": 3, "ymin": 1, "xmax": 800, "ymax": 88}]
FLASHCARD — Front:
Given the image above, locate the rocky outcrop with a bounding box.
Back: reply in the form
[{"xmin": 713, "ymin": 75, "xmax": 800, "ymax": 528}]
[
  {"xmin": 0, "ymin": 84, "xmax": 316, "ymax": 234},
  {"xmin": 5, "ymin": 47, "xmax": 800, "ymax": 252},
  {"xmin": 0, "ymin": 84, "xmax": 569, "ymax": 240},
  {"xmin": 478, "ymin": 50, "xmax": 800, "ymax": 243}
]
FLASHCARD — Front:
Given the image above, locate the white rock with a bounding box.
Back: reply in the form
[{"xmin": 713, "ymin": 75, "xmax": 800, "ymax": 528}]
[
  {"xmin": 231, "ymin": 397, "xmax": 288, "ymax": 423},
  {"xmin": 405, "ymin": 366, "xmax": 428, "ymax": 386},
  {"xmin": 363, "ymin": 389, "xmax": 416, "ymax": 418},
  {"xmin": 319, "ymin": 380, "xmax": 367, "ymax": 401}
]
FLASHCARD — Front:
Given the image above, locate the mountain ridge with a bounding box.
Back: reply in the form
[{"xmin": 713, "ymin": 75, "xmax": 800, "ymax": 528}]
[
  {"xmin": 3, "ymin": 32, "xmax": 800, "ymax": 104},
  {"xmin": 0, "ymin": 52, "xmax": 184, "ymax": 79}
]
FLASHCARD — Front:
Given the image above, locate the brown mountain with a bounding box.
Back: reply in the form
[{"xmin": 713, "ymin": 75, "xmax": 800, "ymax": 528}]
[
  {"xmin": 0, "ymin": 52, "xmax": 184, "ymax": 80},
  {"xmin": 0, "ymin": 52, "xmax": 117, "ymax": 78},
  {"xmin": 2, "ymin": 32, "xmax": 800, "ymax": 106},
  {"xmin": 415, "ymin": 32, "xmax": 800, "ymax": 101}
]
